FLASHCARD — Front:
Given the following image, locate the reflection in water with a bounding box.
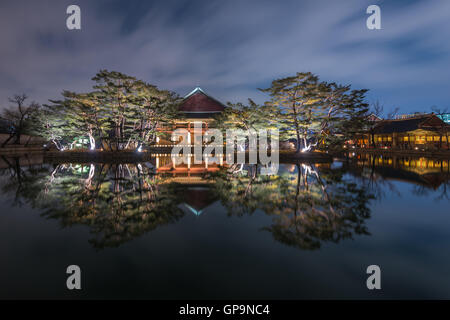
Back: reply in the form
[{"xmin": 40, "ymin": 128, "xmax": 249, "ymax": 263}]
[
  {"xmin": 347, "ymin": 153, "xmax": 450, "ymax": 200},
  {"xmin": 0, "ymin": 154, "xmax": 449, "ymax": 250},
  {"xmin": 212, "ymin": 163, "xmax": 375, "ymax": 250},
  {"xmin": 0, "ymin": 156, "xmax": 186, "ymax": 249}
]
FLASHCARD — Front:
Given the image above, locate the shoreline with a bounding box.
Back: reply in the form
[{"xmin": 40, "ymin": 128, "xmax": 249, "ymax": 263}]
[
  {"xmin": 350, "ymin": 149, "xmax": 450, "ymax": 159},
  {"xmin": 2, "ymin": 147, "xmax": 449, "ymax": 162}
]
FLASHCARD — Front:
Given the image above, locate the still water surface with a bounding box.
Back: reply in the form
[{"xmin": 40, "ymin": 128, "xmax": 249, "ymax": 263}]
[{"xmin": 0, "ymin": 154, "xmax": 449, "ymax": 299}]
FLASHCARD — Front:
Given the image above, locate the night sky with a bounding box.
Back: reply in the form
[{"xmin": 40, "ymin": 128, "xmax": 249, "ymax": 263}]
[{"xmin": 0, "ymin": 0, "xmax": 449, "ymax": 115}]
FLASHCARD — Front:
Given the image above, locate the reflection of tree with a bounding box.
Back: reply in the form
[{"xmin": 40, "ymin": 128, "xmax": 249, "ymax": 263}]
[
  {"xmin": 0, "ymin": 155, "xmax": 50, "ymax": 206},
  {"xmin": 1, "ymin": 157, "xmax": 377, "ymax": 251},
  {"xmin": 212, "ymin": 163, "xmax": 375, "ymax": 250},
  {"xmin": 1, "ymin": 161, "xmax": 184, "ymax": 249},
  {"xmin": 212, "ymin": 164, "xmax": 276, "ymax": 216},
  {"xmin": 342, "ymin": 156, "xmax": 400, "ymax": 202},
  {"xmin": 412, "ymin": 178, "xmax": 450, "ymax": 201}
]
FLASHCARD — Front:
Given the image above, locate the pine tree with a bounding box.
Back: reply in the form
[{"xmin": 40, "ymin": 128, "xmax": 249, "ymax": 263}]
[
  {"xmin": 91, "ymin": 70, "xmax": 180, "ymax": 150},
  {"xmin": 91, "ymin": 70, "xmax": 138, "ymax": 150},
  {"xmin": 260, "ymin": 72, "xmax": 322, "ymax": 152},
  {"xmin": 39, "ymin": 70, "xmax": 180, "ymax": 151},
  {"xmin": 217, "ymin": 99, "xmax": 273, "ymax": 132},
  {"xmin": 260, "ymin": 72, "xmax": 369, "ymax": 153},
  {"xmin": 29, "ymin": 102, "xmax": 67, "ymax": 150}
]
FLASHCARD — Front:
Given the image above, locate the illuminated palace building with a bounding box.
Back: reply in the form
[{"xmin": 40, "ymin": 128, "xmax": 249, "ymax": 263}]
[
  {"xmin": 154, "ymin": 87, "xmax": 226, "ymax": 175},
  {"xmin": 357, "ymin": 114, "xmax": 450, "ymax": 150},
  {"xmin": 157, "ymin": 87, "xmax": 225, "ymax": 146},
  {"xmin": 151, "ymin": 87, "xmax": 227, "ymax": 215}
]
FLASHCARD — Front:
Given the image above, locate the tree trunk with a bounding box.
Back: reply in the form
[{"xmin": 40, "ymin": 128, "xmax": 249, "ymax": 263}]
[
  {"xmin": 88, "ymin": 134, "xmax": 96, "ymax": 150},
  {"xmin": 25, "ymin": 135, "xmax": 32, "ymax": 147},
  {"xmin": 1, "ymin": 134, "xmax": 15, "ymax": 147},
  {"xmin": 13, "ymin": 132, "xmax": 21, "ymax": 145},
  {"xmin": 296, "ymin": 131, "xmax": 301, "ymax": 153}
]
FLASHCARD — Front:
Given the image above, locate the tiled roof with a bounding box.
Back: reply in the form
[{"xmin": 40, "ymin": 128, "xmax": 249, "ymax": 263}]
[
  {"xmin": 178, "ymin": 87, "xmax": 225, "ymax": 113},
  {"xmin": 373, "ymin": 115, "xmax": 447, "ymax": 134},
  {"xmin": 182, "ymin": 187, "xmax": 216, "ymax": 212}
]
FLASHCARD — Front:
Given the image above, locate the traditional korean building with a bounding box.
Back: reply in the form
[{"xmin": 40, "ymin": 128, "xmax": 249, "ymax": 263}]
[
  {"xmin": 367, "ymin": 113, "xmax": 383, "ymax": 122},
  {"xmin": 357, "ymin": 114, "xmax": 450, "ymax": 150},
  {"xmin": 437, "ymin": 113, "xmax": 450, "ymax": 124},
  {"xmin": 157, "ymin": 87, "xmax": 225, "ymax": 145}
]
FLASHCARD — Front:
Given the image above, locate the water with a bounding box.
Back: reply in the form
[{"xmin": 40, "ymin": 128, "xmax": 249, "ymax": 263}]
[{"xmin": 0, "ymin": 153, "xmax": 449, "ymax": 299}]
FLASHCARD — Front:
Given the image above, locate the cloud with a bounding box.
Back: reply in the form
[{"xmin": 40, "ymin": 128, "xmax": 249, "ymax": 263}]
[{"xmin": 0, "ymin": 0, "xmax": 449, "ymax": 113}]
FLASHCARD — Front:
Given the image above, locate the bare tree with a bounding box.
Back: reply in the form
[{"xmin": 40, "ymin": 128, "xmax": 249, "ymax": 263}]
[
  {"xmin": 386, "ymin": 107, "xmax": 400, "ymax": 120},
  {"xmin": 371, "ymin": 100, "xmax": 384, "ymax": 118},
  {"xmin": 1, "ymin": 94, "xmax": 40, "ymax": 147},
  {"xmin": 431, "ymin": 105, "xmax": 449, "ymax": 116},
  {"xmin": 431, "ymin": 105, "xmax": 449, "ymax": 150},
  {"xmin": 367, "ymin": 101, "xmax": 384, "ymax": 148}
]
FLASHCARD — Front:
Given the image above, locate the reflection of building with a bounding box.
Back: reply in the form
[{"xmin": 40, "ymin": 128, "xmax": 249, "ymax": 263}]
[
  {"xmin": 158, "ymin": 87, "xmax": 225, "ymax": 145},
  {"xmin": 151, "ymin": 154, "xmax": 221, "ymax": 216},
  {"xmin": 154, "ymin": 154, "xmax": 224, "ymax": 177},
  {"xmin": 367, "ymin": 113, "xmax": 383, "ymax": 122},
  {"xmin": 352, "ymin": 153, "xmax": 450, "ymax": 189},
  {"xmin": 178, "ymin": 186, "xmax": 217, "ymax": 216},
  {"xmin": 357, "ymin": 114, "xmax": 450, "ymax": 149}
]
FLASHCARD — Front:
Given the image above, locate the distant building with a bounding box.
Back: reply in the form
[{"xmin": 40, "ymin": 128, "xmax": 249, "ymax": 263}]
[
  {"xmin": 356, "ymin": 114, "xmax": 450, "ymax": 150},
  {"xmin": 367, "ymin": 113, "xmax": 383, "ymax": 122},
  {"xmin": 394, "ymin": 112, "xmax": 428, "ymax": 120},
  {"xmin": 437, "ymin": 113, "xmax": 450, "ymax": 124}
]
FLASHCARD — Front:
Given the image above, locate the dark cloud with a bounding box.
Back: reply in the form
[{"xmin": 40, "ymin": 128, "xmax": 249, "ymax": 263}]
[{"xmin": 0, "ymin": 0, "xmax": 449, "ymax": 113}]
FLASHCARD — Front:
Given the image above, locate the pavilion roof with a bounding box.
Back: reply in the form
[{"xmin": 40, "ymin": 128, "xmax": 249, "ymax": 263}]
[{"xmin": 178, "ymin": 87, "xmax": 225, "ymax": 113}]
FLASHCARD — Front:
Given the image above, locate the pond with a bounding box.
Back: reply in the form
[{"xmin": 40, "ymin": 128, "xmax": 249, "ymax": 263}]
[{"xmin": 0, "ymin": 153, "xmax": 449, "ymax": 299}]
